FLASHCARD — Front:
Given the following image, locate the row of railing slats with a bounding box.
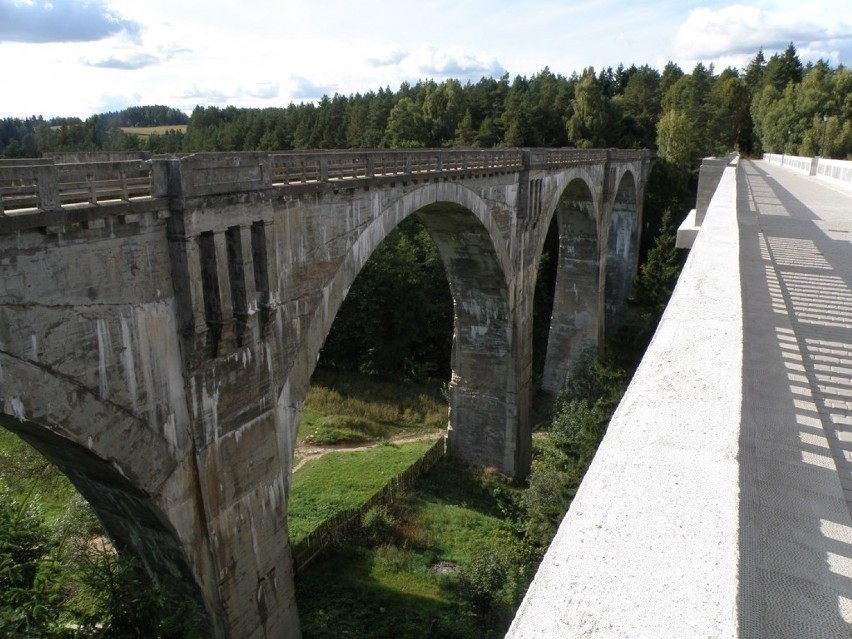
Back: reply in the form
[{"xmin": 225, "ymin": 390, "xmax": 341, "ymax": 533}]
[
  {"xmin": 0, "ymin": 160, "xmax": 152, "ymax": 215},
  {"xmin": 1, "ymin": 149, "xmax": 649, "ymax": 216}
]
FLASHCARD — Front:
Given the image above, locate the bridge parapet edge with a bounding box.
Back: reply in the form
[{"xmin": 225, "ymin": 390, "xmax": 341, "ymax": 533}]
[
  {"xmin": 764, "ymin": 152, "xmax": 852, "ymax": 188},
  {"xmin": 0, "ymin": 158, "xmax": 165, "ymax": 223},
  {"xmin": 0, "ymin": 149, "xmax": 653, "ymax": 227}
]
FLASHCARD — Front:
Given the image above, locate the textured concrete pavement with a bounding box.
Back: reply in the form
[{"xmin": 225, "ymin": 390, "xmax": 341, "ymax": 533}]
[{"xmin": 739, "ymin": 159, "xmax": 852, "ymax": 638}]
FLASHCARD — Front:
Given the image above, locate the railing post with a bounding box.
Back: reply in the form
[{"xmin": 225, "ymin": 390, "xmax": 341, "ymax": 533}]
[
  {"xmin": 36, "ymin": 165, "xmax": 59, "ymax": 211},
  {"xmin": 366, "ymin": 155, "xmax": 375, "ymax": 178},
  {"xmin": 319, "ymin": 157, "xmax": 329, "ymax": 182},
  {"xmin": 150, "ymin": 160, "xmax": 169, "ymax": 198},
  {"xmin": 87, "ymin": 173, "xmax": 97, "ymax": 204}
]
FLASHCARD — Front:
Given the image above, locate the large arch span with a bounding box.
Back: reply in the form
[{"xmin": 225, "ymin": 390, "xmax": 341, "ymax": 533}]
[{"xmin": 0, "ymin": 148, "xmax": 651, "ymax": 637}]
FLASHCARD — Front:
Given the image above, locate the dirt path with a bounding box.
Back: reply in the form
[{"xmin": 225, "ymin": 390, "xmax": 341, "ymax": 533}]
[{"xmin": 292, "ymin": 431, "xmax": 443, "ymax": 474}]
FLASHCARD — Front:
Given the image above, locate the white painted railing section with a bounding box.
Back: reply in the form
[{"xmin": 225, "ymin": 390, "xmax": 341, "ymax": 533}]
[{"xmin": 763, "ymin": 153, "xmax": 852, "ymax": 189}]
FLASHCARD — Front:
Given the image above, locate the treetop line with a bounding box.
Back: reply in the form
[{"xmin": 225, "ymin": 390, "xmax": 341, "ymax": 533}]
[{"xmin": 1, "ymin": 44, "xmax": 849, "ymax": 162}]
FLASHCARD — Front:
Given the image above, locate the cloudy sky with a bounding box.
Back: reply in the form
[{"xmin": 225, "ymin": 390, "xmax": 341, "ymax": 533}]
[{"xmin": 1, "ymin": 0, "xmax": 850, "ymax": 119}]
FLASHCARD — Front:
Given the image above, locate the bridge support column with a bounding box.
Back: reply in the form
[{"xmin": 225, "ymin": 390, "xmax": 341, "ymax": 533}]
[
  {"xmin": 417, "ymin": 206, "xmax": 528, "ymax": 478},
  {"xmin": 187, "ymin": 378, "xmax": 301, "ymax": 638},
  {"xmin": 541, "ymin": 186, "xmax": 600, "ymax": 394},
  {"xmin": 604, "ymin": 172, "xmax": 641, "ymax": 333}
]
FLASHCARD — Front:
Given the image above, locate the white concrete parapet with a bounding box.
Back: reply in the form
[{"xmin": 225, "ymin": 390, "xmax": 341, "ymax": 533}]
[
  {"xmin": 779, "ymin": 153, "xmax": 817, "ymax": 175},
  {"xmin": 763, "ymin": 153, "xmax": 852, "ymax": 189},
  {"xmin": 675, "ymin": 208, "xmax": 698, "ymax": 249},
  {"xmin": 507, "ymin": 163, "xmax": 743, "ymax": 638},
  {"xmin": 815, "ymin": 157, "xmax": 852, "ymax": 189}
]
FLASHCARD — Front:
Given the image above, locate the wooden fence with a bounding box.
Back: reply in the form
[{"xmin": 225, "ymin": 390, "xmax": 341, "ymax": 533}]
[{"xmin": 291, "ymin": 436, "xmax": 446, "ymax": 572}]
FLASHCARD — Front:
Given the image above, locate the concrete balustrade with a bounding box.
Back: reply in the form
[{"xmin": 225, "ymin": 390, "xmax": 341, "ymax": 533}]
[{"xmin": 763, "ymin": 152, "xmax": 852, "ymax": 189}]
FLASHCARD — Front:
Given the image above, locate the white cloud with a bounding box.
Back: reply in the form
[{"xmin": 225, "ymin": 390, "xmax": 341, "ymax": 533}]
[
  {"xmin": 0, "ymin": 0, "xmax": 140, "ymax": 43},
  {"xmin": 86, "ymin": 52, "xmax": 161, "ymax": 70},
  {"xmin": 412, "ymin": 48, "xmax": 506, "ymax": 79},
  {"xmin": 366, "ymin": 48, "xmax": 408, "ymax": 67},
  {"xmin": 2, "ymin": 0, "xmax": 851, "ymax": 119},
  {"xmin": 672, "ymin": 3, "xmax": 852, "ymax": 69},
  {"xmin": 291, "ymin": 77, "xmax": 338, "ymax": 100},
  {"xmin": 95, "ymin": 92, "xmax": 143, "ymax": 113}
]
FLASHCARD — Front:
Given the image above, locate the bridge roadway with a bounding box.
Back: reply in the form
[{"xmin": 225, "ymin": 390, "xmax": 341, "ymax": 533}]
[{"xmin": 507, "ymin": 158, "xmax": 852, "ymax": 638}]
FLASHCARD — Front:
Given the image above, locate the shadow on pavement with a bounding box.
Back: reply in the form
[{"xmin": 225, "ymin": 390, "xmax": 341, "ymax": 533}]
[{"xmin": 737, "ymin": 160, "xmax": 852, "ymax": 638}]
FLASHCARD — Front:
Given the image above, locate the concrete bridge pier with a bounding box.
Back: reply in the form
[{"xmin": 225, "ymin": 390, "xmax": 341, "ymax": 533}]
[
  {"xmin": 540, "ymin": 177, "xmax": 602, "ymax": 393},
  {"xmin": 416, "ymin": 204, "xmax": 525, "ymax": 476},
  {"xmin": 540, "ymin": 161, "xmax": 646, "ymax": 394}
]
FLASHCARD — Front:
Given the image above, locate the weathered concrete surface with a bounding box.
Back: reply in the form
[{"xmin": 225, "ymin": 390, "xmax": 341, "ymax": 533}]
[
  {"xmin": 507, "ymin": 158, "xmax": 852, "ymax": 638},
  {"xmin": 0, "ymin": 149, "xmax": 650, "ymax": 638}
]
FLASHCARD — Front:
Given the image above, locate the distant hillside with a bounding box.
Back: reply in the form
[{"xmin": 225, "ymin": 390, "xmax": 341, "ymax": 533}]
[
  {"xmin": 120, "ymin": 124, "xmax": 188, "ymax": 137},
  {"xmin": 101, "ymin": 105, "xmax": 189, "ymax": 128}
]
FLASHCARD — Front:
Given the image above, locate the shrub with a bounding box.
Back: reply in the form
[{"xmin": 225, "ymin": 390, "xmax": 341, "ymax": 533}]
[
  {"xmin": 458, "ymin": 551, "xmax": 506, "ymax": 615},
  {"xmin": 0, "ymin": 482, "xmax": 64, "ymax": 637},
  {"xmin": 361, "ymin": 505, "xmax": 398, "ymax": 545},
  {"xmin": 456, "ymin": 538, "xmax": 533, "ymax": 628},
  {"xmin": 560, "ymin": 347, "xmax": 625, "ymax": 409},
  {"xmin": 71, "ymin": 546, "xmax": 202, "ymax": 638},
  {"xmin": 550, "ymin": 398, "xmax": 609, "ymax": 460}
]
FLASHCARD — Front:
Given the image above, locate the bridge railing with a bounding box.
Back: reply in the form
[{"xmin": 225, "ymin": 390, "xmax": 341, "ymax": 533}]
[
  {"xmin": 1, "ymin": 148, "xmax": 653, "ymax": 216},
  {"xmin": 763, "ymin": 152, "xmax": 852, "ymax": 188},
  {"xmin": 0, "ymin": 159, "xmax": 157, "ymax": 215},
  {"xmin": 526, "ymin": 148, "xmax": 648, "ymax": 168},
  {"xmin": 267, "ymin": 148, "xmax": 526, "ymax": 185}
]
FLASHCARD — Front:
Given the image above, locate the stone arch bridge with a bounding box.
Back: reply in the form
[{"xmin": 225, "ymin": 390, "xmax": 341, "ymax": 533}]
[{"xmin": 0, "ymin": 148, "xmax": 651, "ymax": 637}]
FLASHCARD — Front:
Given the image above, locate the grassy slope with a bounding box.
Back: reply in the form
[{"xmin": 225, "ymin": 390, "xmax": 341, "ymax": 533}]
[
  {"xmin": 119, "ymin": 125, "xmax": 188, "ymax": 136},
  {"xmin": 300, "ymin": 369, "xmax": 447, "ymax": 445},
  {"xmin": 288, "ymin": 439, "xmax": 437, "ymax": 544},
  {"xmin": 296, "ymin": 461, "xmax": 525, "ymax": 639}
]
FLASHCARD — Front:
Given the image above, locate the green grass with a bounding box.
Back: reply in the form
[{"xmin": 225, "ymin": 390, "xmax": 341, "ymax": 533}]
[
  {"xmin": 0, "ymin": 428, "xmax": 80, "ymax": 524},
  {"xmin": 296, "ymin": 460, "xmax": 528, "ymax": 639},
  {"xmin": 288, "ymin": 440, "xmax": 437, "ymax": 544},
  {"xmin": 300, "ymin": 369, "xmax": 447, "ymax": 445}
]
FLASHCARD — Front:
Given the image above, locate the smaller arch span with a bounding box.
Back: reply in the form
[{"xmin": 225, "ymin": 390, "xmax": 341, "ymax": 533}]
[
  {"xmin": 0, "ymin": 411, "xmax": 217, "ymax": 635},
  {"xmin": 277, "ymin": 180, "xmax": 521, "ymax": 476}
]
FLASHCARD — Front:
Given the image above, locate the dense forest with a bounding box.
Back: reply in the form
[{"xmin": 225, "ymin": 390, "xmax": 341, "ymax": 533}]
[{"xmin": 1, "ymin": 45, "xmax": 849, "ymax": 162}]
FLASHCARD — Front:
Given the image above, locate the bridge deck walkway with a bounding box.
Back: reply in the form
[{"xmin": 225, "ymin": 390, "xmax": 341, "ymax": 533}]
[{"xmin": 739, "ymin": 159, "xmax": 852, "ymax": 638}]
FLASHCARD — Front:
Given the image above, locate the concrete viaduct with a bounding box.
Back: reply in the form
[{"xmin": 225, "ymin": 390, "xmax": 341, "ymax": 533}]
[{"xmin": 0, "ymin": 148, "xmax": 651, "ymax": 637}]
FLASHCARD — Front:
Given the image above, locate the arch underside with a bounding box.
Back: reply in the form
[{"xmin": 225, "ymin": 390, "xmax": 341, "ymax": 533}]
[
  {"xmin": 282, "ymin": 182, "xmax": 519, "ymax": 476},
  {"xmin": 540, "ymin": 178, "xmax": 600, "ymax": 394},
  {"xmin": 0, "ymin": 347, "xmax": 217, "ymax": 634},
  {"xmin": 605, "ymin": 170, "xmax": 640, "ymax": 332},
  {"xmin": 414, "ymin": 202, "xmax": 515, "ymax": 473},
  {"xmin": 0, "ymin": 410, "xmax": 215, "ymax": 634}
]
